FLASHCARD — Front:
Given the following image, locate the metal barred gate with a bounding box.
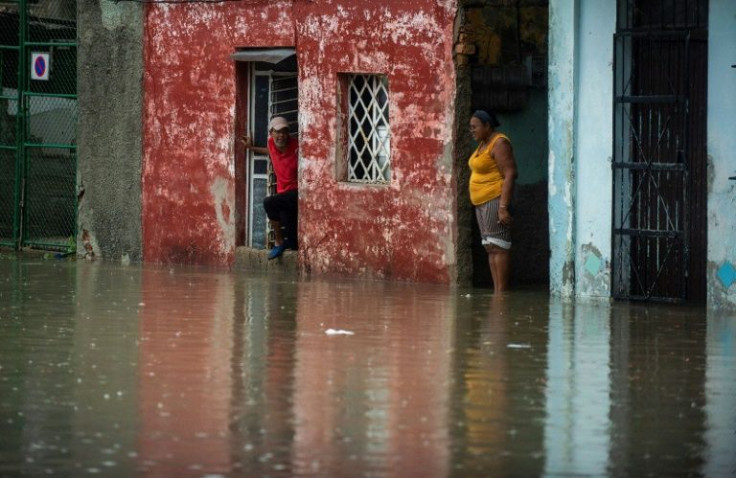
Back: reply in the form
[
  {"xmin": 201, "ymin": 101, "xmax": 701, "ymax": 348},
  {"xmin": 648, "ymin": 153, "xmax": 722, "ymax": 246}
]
[
  {"xmin": 612, "ymin": 0, "xmax": 708, "ymax": 302},
  {"xmin": 0, "ymin": 0, "xmax": 77, "ymax": 253}
]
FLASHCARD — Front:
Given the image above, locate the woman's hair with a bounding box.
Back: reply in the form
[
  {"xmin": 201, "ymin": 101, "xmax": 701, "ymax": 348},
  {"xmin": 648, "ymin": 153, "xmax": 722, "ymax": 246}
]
[{"xmin": 472, "ymin": 110, "xmax": 500, "ymax": 128}]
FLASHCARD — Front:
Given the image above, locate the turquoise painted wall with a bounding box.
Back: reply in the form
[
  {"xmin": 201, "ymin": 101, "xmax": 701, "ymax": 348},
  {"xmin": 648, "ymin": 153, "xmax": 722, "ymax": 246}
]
[
  {"xmin": 497, "ymin": 89, "xmax": 549, "ymax": 186},
  {"xmin": 547, "ymin": 0, "xmax": 577, "ymax": 297}
]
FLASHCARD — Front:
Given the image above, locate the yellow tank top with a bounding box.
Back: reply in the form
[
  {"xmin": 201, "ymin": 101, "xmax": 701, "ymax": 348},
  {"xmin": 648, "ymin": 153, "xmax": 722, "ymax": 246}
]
[{"xmin": 468, "ymin": 133, "xmax": 510, "ymax": 206}]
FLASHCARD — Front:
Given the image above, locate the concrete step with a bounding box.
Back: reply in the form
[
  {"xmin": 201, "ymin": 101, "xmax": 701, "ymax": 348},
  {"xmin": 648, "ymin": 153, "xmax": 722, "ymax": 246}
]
[{"xmin": 234, "ymin": 246, "xmax": 298, "ymax": 273}]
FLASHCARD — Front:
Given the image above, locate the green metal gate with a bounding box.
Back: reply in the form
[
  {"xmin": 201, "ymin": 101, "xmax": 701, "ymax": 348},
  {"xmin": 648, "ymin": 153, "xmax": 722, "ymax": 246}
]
[{"xmin": 0, "ymin": 0, "xmax": 77, "ymax": 252}]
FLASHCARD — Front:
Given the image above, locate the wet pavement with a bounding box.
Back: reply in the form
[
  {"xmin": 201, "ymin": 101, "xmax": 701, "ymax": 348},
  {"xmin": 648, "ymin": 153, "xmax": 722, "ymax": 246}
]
[{"xmin": 0, "ymin": 255, "xmax": 734, "ymax": 477}]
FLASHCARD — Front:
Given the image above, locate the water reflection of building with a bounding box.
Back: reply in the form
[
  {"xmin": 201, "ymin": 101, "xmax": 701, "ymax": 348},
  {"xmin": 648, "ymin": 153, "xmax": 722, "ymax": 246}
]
[
  {"xmin": 134, "ymin": 273, "xmax": 452, "ymax": 476},
  {"xmin": 455, "ymin": 294, "xmax": 548, "ymax": 476},
  {"xmin": 291, "ymin": 281, "xmax": 454, "ymax": 477},
  {"xmin": 608, "ymin": 305, "xmax": 708, "ymax": 476},
  {"xmin": 3, "ymin": 261, "xmax": 736, "ymax": 475},
  {"xmin": 544, "ymin": 301, "xmax": 612, "ymax": 475},
  {"xmin": 137, "ymin": 269, "xmax": 235, "ymax": 477},
  {"xmin": 72, "ymin": 263, "xmax": 140, "ymax": 476},
  {"xmin": 455, "ymin": 296, "xmax": 510, "ymax": 475},
  {"xmin": 704, "ymin": 310, "xmax": 736, "ymax": 477},
  {"xmin": 229, "ymin": 276, "xmax": 298, "ymax": 476},
  {"xmin": 137, "ymin": 271, "xmax": 301, "ymax": 476},
  {"xmin": 543, "ymin": 301, "xmax": 719, "ymax": 476},
  {"xmin": 0, "ymin": 260, "xmax": 81, "ymax": 476}
]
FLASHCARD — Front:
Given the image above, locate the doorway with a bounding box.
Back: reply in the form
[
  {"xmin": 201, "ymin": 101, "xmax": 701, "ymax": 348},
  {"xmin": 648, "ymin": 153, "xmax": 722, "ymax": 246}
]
[
  {"xmin": 459, "ymin": 1, "xmax": 550, "ymax": 289},
  {"xmin": 612, "ymin": 0, "xmax": 708, "ymax": 302},
  {"xmin": 234, "ymin": 50, "xmax": 298, "ymax": 250}
]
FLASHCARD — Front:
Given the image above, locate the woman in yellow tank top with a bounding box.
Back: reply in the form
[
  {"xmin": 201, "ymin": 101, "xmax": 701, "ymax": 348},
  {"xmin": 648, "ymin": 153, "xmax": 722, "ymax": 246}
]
[{"xmin": 468, "ymin": 111, "xmax": 518, "ymax": 293}]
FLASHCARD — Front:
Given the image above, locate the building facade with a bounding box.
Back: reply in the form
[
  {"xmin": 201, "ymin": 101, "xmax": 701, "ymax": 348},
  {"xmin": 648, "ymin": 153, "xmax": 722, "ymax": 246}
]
[
  {"xmin": 548, "ymin": 0, "xmax": 736, "ymax": 308},
  {"xmin": 144, "ymin": 1, "xmax": 461, "ymax": 283},
  {"xmin": 78, "ymin": 0, "xmax": 550, "ymax": 287},
  {"xmin": 77, "ymin": 0, "xmax": 735, "ymax": 308}
]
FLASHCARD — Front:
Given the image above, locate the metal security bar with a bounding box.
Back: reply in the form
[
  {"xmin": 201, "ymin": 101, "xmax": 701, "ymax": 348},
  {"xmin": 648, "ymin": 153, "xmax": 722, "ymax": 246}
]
[
  {"xmin": 612, "ymin": 0, "xmax": 707, "ymax": 302},
  {"xmin": 268, "ymin": 72, "xmax": 298, "ymax": 198},
  {"xmin": 347, "ymin": 74, "xmax": 390, "ymax": 184},
  {"xmin": 270, "ymin": 74, "xmax": 298, "ymax": 136},
  {"xmin": 0, "ymin": 0, "xmax": 77, "ymax": 252}
]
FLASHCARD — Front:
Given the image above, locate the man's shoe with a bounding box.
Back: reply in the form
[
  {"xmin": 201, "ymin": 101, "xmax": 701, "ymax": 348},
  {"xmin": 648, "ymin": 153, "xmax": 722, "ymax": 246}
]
[{"xmin": 268, "ymin": 244, "xmax": 287, "ymax": 260}]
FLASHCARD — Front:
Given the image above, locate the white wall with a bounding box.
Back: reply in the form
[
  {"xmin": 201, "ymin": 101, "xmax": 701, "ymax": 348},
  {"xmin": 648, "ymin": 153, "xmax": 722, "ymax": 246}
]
[
  {"xmin": 573, "ymin": 1, "xmax": 616, "ymax": 297},
  {"xmin": 707, "ymin": 0, "xmax": 736, "ymax": 309},
  {"xmin": 548, "ymin": 0, "xmax": 617, "ymax": 299},
  {"xmin": 548, "ymin": 0, "xmax": 578, "ymax": 297}
]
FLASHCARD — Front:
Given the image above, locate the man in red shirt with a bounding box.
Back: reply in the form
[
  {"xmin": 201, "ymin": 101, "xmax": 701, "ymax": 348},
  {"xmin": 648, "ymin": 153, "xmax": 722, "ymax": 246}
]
[{"xmin": 242, "ymin": 116, "xmax": 298, "ymax": 260}]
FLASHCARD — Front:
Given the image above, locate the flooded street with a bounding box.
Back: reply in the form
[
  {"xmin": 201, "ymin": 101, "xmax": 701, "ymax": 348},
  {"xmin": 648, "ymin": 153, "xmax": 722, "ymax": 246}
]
[{"xmin": 1, "ymin": 256, "xmax": 734, "ymax": 477}]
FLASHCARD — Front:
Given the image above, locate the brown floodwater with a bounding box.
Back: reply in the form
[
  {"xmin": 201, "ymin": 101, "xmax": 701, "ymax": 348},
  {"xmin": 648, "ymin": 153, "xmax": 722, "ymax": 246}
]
[{"xmin": 0, "ymin": 255, "xmax": 734, "ymax": 477}]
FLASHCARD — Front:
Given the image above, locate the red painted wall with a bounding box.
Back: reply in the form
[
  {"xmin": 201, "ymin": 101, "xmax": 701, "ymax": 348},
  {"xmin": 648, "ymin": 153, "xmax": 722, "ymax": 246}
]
[
  {"xmin": 142, "ymin": 3, "xmax": 295, "ymax": 265},
  {"xmin": 143, "ymin": 1, "xmax": 459, "ymax": 282}
]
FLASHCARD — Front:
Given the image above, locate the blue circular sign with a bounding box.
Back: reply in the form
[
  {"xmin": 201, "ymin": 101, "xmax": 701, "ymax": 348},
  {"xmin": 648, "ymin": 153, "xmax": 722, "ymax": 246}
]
[{"xmin": 34, "ymin": 56, "xmax": 46, "ymax": 77}]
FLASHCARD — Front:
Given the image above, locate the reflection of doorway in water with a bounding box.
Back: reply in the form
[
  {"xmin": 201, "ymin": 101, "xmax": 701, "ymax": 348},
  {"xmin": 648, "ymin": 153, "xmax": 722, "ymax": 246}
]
[{"xmin": 234, "ymin": 51, "xmax": 298, "ymax": 249}]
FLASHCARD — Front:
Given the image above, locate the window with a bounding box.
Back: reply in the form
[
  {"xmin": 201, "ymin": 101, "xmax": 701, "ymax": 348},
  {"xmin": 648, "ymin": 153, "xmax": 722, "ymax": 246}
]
[{"xmin": 343, "ymin": 74, "xmax": 391, "ymax": 184}]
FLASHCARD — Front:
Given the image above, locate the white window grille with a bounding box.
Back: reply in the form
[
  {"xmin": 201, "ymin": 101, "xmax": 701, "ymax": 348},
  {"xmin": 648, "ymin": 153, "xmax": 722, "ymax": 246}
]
[{"xmin": 347, "ymin": 74, "xmax": 390, "ymax": 184}]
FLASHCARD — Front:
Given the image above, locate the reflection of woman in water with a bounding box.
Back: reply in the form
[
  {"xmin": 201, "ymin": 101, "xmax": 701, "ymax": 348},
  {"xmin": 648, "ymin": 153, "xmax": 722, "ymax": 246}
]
[{"xmin": 468, "ymin": 110, "xmax": 518, "ymax": 292}]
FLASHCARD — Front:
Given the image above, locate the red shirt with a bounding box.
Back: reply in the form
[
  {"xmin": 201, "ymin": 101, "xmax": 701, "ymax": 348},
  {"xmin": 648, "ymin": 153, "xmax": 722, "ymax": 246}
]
[{"xmin": 267, "ymin": 137, "xmax": 298, "ymax": 193}]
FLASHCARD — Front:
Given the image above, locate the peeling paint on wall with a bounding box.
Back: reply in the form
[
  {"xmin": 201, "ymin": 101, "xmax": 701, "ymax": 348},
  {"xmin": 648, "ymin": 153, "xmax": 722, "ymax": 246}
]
[
  {"xmin": 81, "ymin": 229, "xmax": 98, "ymax": 260},
  {"xmin": 545, "ymin": 0, "xmax": 733, "ymax": 308},
  {"xmin": 584, "ymin": 249, "xmax": 601, "ymax": 277},
  {"xmin": 211, "ymin": 177, "xmax": 235, "ymax": 258},
  {"xmin": 579, "ymin": 242, "xmax": 610, "ymax": 297},
  {"xmin": 547, "ymin": 0, "xmax": 577, "ymax": 297},
  {"xmin": 708, "ymin": 261, "xmax": 736, "ymax": 311},
  {"xmin": 142, "ymin": 1, "xmax": 460, "ymax": 282},
  {"xmin": 572, "ymin": 1, "xmax": 615, "ymax": 300},
  {"xmin": 706, "ymin": 0, "xmax": 736, "ymax": 309},
  {"xmin": 716, "ymin": 262, "xmax": 736, "ymax": 289},
  {"xmin": 296, "ymin": 1, "xmax": 459, "ymax": 283},
  {"xmin": 142, "ymin": 2, "xmax": 294, "ymax": 266}
]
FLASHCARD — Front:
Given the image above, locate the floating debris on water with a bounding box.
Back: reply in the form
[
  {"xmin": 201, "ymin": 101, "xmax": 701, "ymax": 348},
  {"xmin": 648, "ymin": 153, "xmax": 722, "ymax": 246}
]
[
  {"xmin": 325, "ymin": 329, "xmax": 355, "ymax": 336},
  {"xmin": 507, "ymin": 343, "xmax": 532, "ymax": 349}
]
